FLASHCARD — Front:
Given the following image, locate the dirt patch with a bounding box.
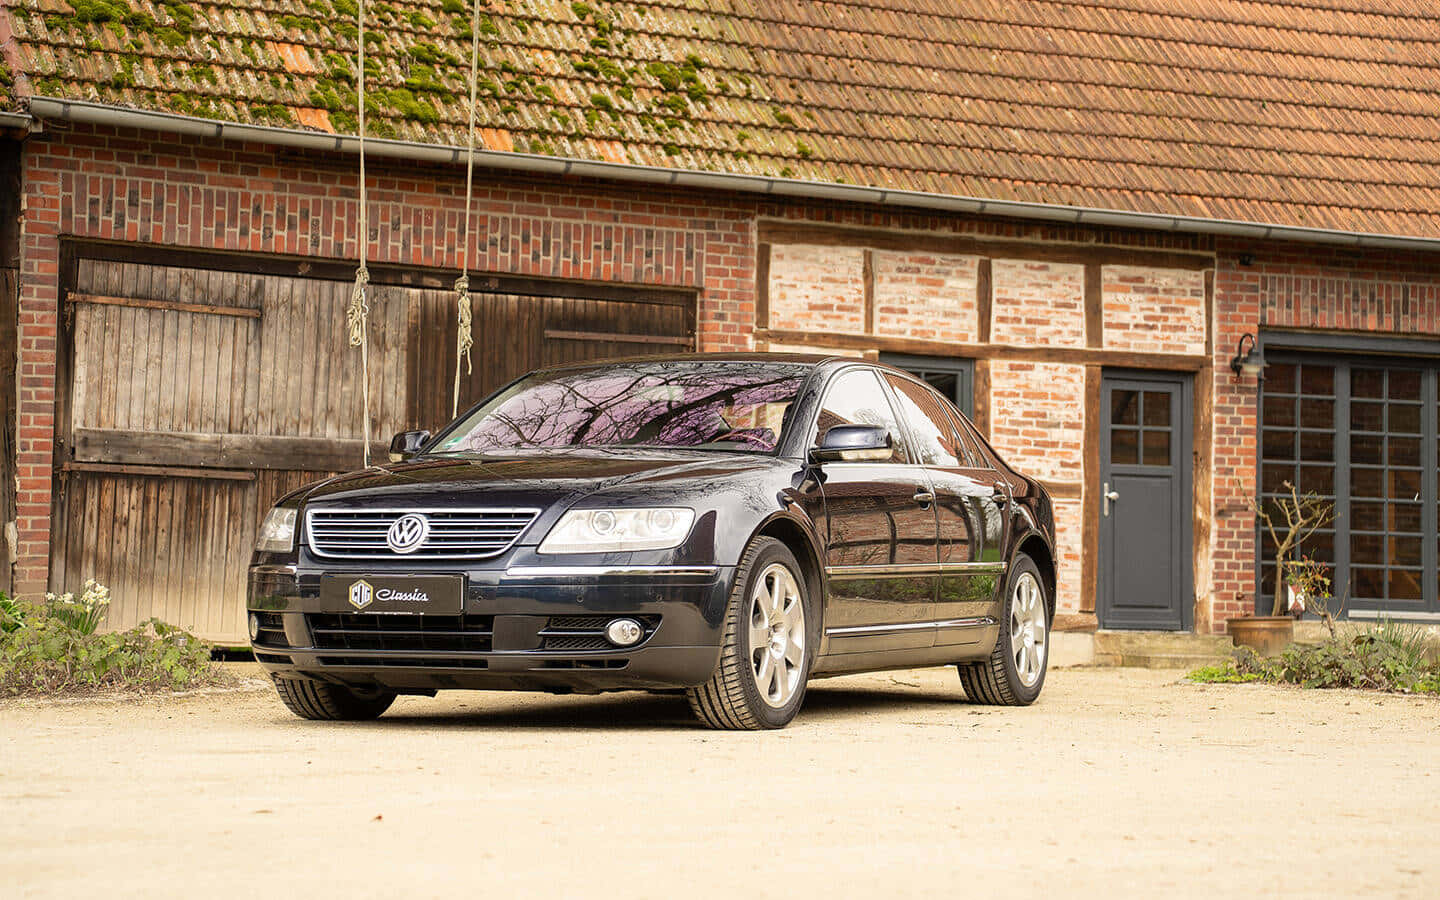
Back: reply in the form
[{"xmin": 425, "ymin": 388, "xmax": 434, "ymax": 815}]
[{"xmin": 2, "ymin": 666, "xmax": 1436, "ymax": 898}]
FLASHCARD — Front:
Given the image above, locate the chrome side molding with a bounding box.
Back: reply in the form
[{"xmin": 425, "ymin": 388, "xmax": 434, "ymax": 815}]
[
  {"xmin": 825, "ymin": 561, "xmax": 1007, "ymax": 580},
  {"xmin": 825, "ymin": 616, "xmax": 997, "ymax": 637}
]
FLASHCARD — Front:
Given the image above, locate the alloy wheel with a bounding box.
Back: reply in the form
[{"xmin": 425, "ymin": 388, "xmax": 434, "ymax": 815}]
[
  {"xmin": 1009, "ymin": 571, "xmax": 1047, "ymax": 688},
  {"xmin": 748, "ymin": 562, "xmax": 806, "ymax": 708}
]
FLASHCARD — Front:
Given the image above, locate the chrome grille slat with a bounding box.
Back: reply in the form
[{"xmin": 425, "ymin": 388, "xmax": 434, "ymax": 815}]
[{"xmin": 305, "ymin": 507, "xmax": 540, "ymax": 560}]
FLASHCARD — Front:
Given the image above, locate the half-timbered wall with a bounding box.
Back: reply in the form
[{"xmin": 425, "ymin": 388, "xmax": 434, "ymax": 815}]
[{"xmin": 754, "ymin": 220, "xmax": 1214, "ymax": 617}]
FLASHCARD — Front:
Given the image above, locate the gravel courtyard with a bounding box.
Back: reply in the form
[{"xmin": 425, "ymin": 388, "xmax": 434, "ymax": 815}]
[{"xmin": 3, "ymin": 665, "xmax": 1436, "ymax": 899}]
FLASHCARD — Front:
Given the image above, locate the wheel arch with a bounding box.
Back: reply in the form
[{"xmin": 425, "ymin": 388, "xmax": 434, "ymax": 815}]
[
  {"xmin": 751, "ymin": 513, "xmax": 825, "ymax": 630},
  {"xmin": 1013, "ymin": 531, "xmax": 1057, "ymax": 622}
]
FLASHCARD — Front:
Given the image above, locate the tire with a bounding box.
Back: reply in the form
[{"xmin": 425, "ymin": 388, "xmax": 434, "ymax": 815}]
[
  {"xmin": 273, "ymin": 676, "xmax": 397, "ymax": 721},
  {"xmin": 958, "ymin": 553, "xmax": 1049, "ymax": 706},
  {"xmin": 686, "ymin": 537, "xmax": 814, "ymax": 730}
]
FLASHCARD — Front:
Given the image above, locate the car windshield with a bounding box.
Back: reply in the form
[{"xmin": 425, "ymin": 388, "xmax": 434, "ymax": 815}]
[{"xmin": 431, "ymin": 361, "xmax": 809, "ymax": 454}]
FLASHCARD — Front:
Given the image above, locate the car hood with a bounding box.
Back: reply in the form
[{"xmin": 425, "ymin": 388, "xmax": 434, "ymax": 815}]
[{"xmin": 296, "ymin": 449, "xmax": 783, "ymax": 510}]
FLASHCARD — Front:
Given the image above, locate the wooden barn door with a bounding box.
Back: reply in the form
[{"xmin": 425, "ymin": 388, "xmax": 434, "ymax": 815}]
[{"xmin": 51, "ymin": 250, "xmax": 695, "ymax": 642}]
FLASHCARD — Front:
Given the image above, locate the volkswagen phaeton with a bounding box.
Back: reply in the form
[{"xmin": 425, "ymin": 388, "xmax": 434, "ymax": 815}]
[{"xmin": 247, "ymin": 354, "xmax": 1057, "ymax": 729}]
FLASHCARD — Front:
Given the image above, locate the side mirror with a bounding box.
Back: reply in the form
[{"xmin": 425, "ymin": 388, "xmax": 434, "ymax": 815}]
[
  {"xmin": 388, "ymin": 430, "xmax": 432, "ymax": 463},
  {"xmin": 809, "ymin": 425, "xmax": 893, "ymax": 463}
]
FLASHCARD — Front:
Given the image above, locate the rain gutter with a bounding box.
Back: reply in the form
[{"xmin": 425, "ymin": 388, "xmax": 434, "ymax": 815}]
[{"xmin": 27, "ymin": 96, "xmax": 1440, "ymax": 253}]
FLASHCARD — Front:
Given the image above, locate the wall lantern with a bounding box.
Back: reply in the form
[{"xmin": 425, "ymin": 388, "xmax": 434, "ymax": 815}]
[{"xmin": 1229, "ymin": 333, "xmax": 1266, "ymax": 379}]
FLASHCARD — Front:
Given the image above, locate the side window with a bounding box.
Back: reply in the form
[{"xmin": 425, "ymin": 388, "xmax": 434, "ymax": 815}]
[
  {"xmin": 885, "ymin": 375, "xmax": 974, "ymax": 467},
  {"xmin": 816, "ymin": 369, "xmax": 910, "ymax": 463}
]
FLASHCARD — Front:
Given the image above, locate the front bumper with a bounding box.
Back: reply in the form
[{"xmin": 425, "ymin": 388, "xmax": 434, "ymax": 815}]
[{"xmin": 246, "ymin": 564, "xmax": 732, "ymax": 693}]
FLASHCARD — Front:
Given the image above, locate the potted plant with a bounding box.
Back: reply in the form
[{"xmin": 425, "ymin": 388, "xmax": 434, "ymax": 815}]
[
  {"xmin": 1230, "ymin": 481, "xmax": 1334, "ymax": 655},
  {"xmin": 1283, "ymin": 554, "xmax": 1343, "ymax": 639}
]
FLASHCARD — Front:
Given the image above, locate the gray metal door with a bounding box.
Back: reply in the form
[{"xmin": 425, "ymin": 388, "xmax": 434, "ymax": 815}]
[{"xmin": 1099, "ymin": 372, "xmax": 1193, "ymax": 630}]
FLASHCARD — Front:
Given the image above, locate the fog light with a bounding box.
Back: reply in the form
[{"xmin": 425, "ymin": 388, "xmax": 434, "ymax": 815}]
[
  {"xmin": 248, "ymin": 612, "xmax": 261, "ymax": 642},
  {"xmin": 605, "ymin": 618, "xmax": 644, "ymax": 647}
]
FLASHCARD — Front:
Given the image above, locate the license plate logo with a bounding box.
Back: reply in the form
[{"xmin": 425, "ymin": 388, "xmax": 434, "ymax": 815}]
[{"xmin": 348, "ymin": 579, "xmax": 374, "ymax": 610}]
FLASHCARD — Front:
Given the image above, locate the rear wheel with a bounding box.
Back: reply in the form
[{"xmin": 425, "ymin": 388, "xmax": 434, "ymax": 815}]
[
  {"xmin": 687, "ymin": 538, "xmax": 812, "ymax": 730},
  {"xmin": 273, "ymin": 677, "xmax": 397, "ymax": 721},
  {"xmin": 958, "ymin": 553, "xmax": 1049, "ymax": 705}
]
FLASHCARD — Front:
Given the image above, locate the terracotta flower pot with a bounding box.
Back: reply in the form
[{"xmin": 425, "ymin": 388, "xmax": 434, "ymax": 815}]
[{"xmin": 1226, "ymin": 616, "xmax": 1295, "ymax": 657}]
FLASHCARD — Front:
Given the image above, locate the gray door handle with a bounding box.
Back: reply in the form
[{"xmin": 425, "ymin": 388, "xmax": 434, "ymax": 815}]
[
  {"xmin": 913, "ymin": 490, "xmax": 935, "ymax": 507},
  {"xmin": 1103, "ymin": 482, "xmax": 1120, "ymax": 517}
]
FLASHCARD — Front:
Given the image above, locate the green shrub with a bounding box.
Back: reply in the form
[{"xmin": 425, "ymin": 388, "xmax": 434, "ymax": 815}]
[
  {"xmin": 1210, "ymin": 622, "xmax": 1440, "ymax": 694},
  {"xmin": 1186, "ymin": 663, "xmax": 1260, "ymax": 684},
  {"xmin": 0, "ymin": 584, "xmax": 231, "ymax": 697}
]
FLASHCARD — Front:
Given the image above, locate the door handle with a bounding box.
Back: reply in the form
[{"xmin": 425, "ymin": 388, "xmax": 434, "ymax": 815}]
[
  {"xmin": 1103, "ymin": 482, "xmax": 1120, "ymax": 517},
  {"xmin": 991, "ymin": 482, "xmax": 1008, "ymax": 507},
  {"xmin": 913, "ymin": 490, "xmax": 935, "ymax": 507}
]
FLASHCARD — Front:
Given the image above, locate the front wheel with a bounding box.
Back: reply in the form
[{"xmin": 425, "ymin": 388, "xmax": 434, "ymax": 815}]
[
  {"xmin": 687, "ymin": 538, "xmax": 813, "ymax": 730},
  {"xmin": 958, "ymin": 553, "xmax": 1049, "ymax": 705},
  {"xmin": 273, "ymin": 677, "xmax": 397, "ymax": 721}
]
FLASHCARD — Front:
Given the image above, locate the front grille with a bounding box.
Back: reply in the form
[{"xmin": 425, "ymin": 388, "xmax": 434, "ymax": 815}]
[
  {"xmin": 305, "ymin": 508, "xmax": 539, "ymax": 559},
  {"xmin": 252, "ymin": 612, "xmax": 288, "ymax": 647},
  {"xmin": 307, "ymin": 614, "xmax": 494, "ymax": 652},
  {"xmin": 538, "ymin": 614, "xmax": 660, "ymax": 651}
]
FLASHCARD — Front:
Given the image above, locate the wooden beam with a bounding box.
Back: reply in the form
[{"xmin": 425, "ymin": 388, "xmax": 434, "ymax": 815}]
[
  {"xmin": 755, "ymin": 328, "xmax": 1209, "ymax": 371},
  {"xmin": 972, "ymin": 359, "xmax": 991, "ymax": 437},
  {"xmin": 756, "ymin": 221, "xmax": 1215, "ymax": 270},
  {"xmin": 755, "ymin": 242, "xmax": 771, "ymax": 330},
  {"xmin": 1085, "ymin": 264, "xmax": 1104, "ymax": 349},
  {"xmin": 67, "ymin": 292, "xmax": 262, "ymax": 319},
  {"xmin": 976, "ymin": 258, "xmax": 992, "ymax": 344},
  {"xmin": 1080, "ymin": 365, "xmax": 1103, "ymax": 614},
  {"xmin": 72, "ymin": 428, "xmax": 386, "ymax": 472},
  {"xmin": 61, "ymin": 461, "xmax": 257, "ymax": 482},
  {"xmin": 862, "ymin": 249, "xmax": 876, "ymax": 335},
  {"xmin": 544, "ymin": 329, "xmax": 693, "ymax": 346},
  {"xmin": 1194, "ymin": 267, "xmax": 1217, "ymax": 633}
]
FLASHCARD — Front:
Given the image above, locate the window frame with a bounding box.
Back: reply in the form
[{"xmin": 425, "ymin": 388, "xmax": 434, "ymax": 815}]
[
  {"xmin": 1257, "ymin": 340, "xmax": 1440, "ymax": 619},
  {"xmin": 812, "ymin": 365, "xmax": 915, "ymax": 465},
  {"xmin": 879, "ymin": 353, "xmax": 976, "ymax": 419}
]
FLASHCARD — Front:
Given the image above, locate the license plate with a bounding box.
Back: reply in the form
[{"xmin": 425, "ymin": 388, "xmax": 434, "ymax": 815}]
[{"xmin": 319, "ymin": 575, "xmax": 464, "ymax": 615}]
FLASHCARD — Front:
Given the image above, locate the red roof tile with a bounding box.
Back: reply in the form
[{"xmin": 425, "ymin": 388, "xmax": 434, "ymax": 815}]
[{"xmin": 2, "ymin": 0, "xmax": 1440, "ymax": 236}]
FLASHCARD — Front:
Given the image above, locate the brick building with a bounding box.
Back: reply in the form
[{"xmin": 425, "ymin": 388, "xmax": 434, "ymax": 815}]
[{"xmin": 2, "ymin": 1, "xmax": 1439, "ymax": 642}]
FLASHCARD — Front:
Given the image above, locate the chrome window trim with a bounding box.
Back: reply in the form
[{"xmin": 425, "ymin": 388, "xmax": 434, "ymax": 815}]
[
  {"xmin": 503, "ymin": 565, "xmax": 721, "ymax": 580},
  {"xmin": 825, "ymin": 616, "xmax": 997, "ymax": 637},
  {"xmin": 305, "ymin": 507, "xmax": 542, "ymax": 560},
  {"xmin": 825, "ymin": 561, "xmax": 1007, "ymax": 580}
]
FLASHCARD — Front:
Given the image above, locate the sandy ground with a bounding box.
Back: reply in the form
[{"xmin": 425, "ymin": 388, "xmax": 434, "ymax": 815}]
[{"xmin": 2, "ymin": 665, "xmax": 1438, "ymax": 899}]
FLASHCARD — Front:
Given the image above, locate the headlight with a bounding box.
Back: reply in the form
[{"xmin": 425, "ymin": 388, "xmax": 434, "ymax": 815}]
[
  {"xmin": 537, "ymin": 507, "xmax": 696, "ymax": 554},
  {"xmin": 256, "ymin": 507, "xmax": 298, "ymax": 553}
]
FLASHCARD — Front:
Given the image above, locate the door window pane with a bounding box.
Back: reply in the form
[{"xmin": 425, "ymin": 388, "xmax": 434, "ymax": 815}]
[
  {"xmin": 1112, "ymin": 390, "xmax": 1139, "ymax": 426},
  {"xmin": 1142, "ymin": 392, "xmax": 1171, "ymax": 426},
  {"xmin": 816, "ymin": 369, "xmax": 909, "ymax": 464},
  {"xmin": 1111, "ymin": 429, "xmax": 1139, "ymax": 464},
  {"xmin": 1142, "ymin": 430, "xmax": 1171, "ymax": 466}
]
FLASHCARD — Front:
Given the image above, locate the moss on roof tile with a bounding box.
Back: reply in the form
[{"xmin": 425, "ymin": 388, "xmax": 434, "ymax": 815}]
[{"xmin": 3, "ymin": 0, "xmax": 1440, "ymax": 236}]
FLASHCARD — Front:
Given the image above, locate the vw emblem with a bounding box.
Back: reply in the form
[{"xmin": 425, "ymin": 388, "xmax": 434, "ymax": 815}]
[
  {"xmin": 386, "ymin": 513, "xmax": 430, "ymax": 554},
  {"xmin": 348, "ymin": 579, "xmax": 374, "ymax": 610}
]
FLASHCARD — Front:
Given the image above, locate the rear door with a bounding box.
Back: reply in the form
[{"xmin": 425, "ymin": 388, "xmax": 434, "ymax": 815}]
[
  {"xmin": 884, "ymin": 375, "xmax": 1004, "ymax": 645},
  {"xmin": 816, "ymin": 368, "xmax": 939, "ymax": 652}
]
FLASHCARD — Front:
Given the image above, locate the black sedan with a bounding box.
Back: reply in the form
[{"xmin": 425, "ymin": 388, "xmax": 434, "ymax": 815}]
[{"xmin": 247, "ymin": 354, "xmax": 1057, "ymax": 729}]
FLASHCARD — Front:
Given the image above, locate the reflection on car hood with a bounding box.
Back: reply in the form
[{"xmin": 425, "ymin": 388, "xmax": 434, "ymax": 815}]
[{"xmin": 298, "ymin": 448, "xmax": 778, "ymax": 508}]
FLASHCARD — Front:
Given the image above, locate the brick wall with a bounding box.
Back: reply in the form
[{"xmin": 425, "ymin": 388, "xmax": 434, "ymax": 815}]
[
  {"xmin": 767, "ymin": 244, "xmax": 866, "ymax": 334},
  {"xmin": 1207, "ymin": 243, "xmax": 1440, "ymax": 630},
  {"xmin": 991, "ymin": 260, "xmax": 1085, "ymax": 347},
  {"xmin": 11, "ymin": 122, "xmax": 756, "ymax": 594},
  {"xmin": 986, "ymin": 361, "xmax": 1086, "ymax": 486},
  {"xmin": 872, "ymin": 251, "xmax": 979, "ymax": 342},
  {"xmin": 1102, "ymin": 265, "xmax": 1206, "ymax": 355}
]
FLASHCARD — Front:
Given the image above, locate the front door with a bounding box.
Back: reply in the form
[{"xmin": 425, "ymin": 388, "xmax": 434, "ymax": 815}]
[
  {"xmin": 813, "ymin": 367, "xmax": 939, "ymax": 651},
  {"xmin": 1098, "ymin": 372, "xmax": 1193, "ymax": 630}
]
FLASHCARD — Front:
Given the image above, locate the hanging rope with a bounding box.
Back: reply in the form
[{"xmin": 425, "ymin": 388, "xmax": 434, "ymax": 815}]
[
  {"xmin": 348, "ymin": 0, "xmax": 373, "ymax": 467},
  {"xmin": 451, "ymin": 0, "xmax": 483, "ymax": 419}
]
